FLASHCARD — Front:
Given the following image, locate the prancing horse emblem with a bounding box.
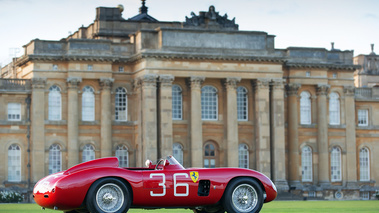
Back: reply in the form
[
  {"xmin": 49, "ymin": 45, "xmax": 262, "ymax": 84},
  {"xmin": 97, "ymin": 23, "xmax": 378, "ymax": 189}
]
[{"xmin": 190, "ymin": 171, "xmax": 199, "ymax": 183}]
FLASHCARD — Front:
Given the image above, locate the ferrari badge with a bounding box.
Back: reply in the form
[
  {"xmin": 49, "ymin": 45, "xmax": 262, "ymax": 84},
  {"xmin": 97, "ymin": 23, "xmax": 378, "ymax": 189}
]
[{"xmin": 190, "ymin": 171, "xmax": 199, "ymax": 183}]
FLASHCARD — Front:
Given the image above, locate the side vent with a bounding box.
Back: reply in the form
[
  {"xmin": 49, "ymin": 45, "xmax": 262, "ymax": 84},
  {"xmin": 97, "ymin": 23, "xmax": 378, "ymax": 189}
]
[{"xmin": 197, "ymin": 180, "xmax": 211, "ymax": 196}]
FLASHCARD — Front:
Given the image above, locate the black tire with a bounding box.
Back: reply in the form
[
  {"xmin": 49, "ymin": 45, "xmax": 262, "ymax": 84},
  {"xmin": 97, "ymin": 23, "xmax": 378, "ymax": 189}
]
[
  {"xmin": 222, "ymin": 178, "xmax": 264, "ymax": 213},
  {"xmin": 86, "ymin": 178, "xmax": 131, "ymax": 213}
]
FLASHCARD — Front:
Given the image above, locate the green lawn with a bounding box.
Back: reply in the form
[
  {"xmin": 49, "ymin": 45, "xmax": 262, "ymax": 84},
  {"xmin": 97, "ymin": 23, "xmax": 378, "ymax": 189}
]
[{"xmin": 0, "ymin": 201, "xmax": 378, "ymax": 213}]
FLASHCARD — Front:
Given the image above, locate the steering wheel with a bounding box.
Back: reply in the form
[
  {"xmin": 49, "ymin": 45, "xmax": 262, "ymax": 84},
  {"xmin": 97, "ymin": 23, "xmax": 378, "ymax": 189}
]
[{"xmin": 155, "ymin": 159, "xmax": 165, "ymax": 170}]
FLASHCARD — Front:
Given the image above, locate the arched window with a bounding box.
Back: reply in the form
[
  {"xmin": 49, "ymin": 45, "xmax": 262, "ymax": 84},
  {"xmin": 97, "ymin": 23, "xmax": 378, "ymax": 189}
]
[
  {"xmin": 300, "ymin": 91, "xmax": 311, "ymax": 125},
  {"xmin": 359, "ymin": 147, "xmax": 370, "ymax": 181},
  {"xmin": 331, "ymin": 146, "xmax": 342, "ymax": 182},
  {"xmin": 173, "ymin": 143, "xmax": 183, "ymax": 165},
  {"xmin": 49, "ymin": 85, "xmax": 61, "ymax": 121},
  {"xmin": 201, "ymin": 86, "xmax": 218, "ymax": 120},
  {"xmin": 329, "ymin": 92, "xmax": 340, "ymax": 125},
  {"xmin": 115, "ymin": 87, "xmax": 127, "ymax": 121},
  {"xmin": 116, "ymin": 145, "xmax": 128, "ymax": 167},
  {"xmin": 8, "ymin": 144, "xmax": 21, "ymax": 182},
  {"xmin": 238, "ymin": 144, "xmax": 249, "ymax": 168},
  {"xmin": 82, "ymin": 144, "xmax": 95, "ymax": 163},
  {"xmin": 49, "ymin": 144, "xmax": 62, "ymax": 174},
  {"xmin": 301, "ymin": 146, "xmax": 313, "ymax": 182},
  {"xmin": 82, "ymin": 86, "xmax": 95, "ymax": 121},
  {"xmin": 204, "ymin": 142, "xmax": 217, "ymax": 168},
  {"xmin": 172, "ymin": 85, "xmax": 183, "ymax": 120},
  {"xmin": 237, "ymin": 87, "xmax": 248, "ymax": 121}
]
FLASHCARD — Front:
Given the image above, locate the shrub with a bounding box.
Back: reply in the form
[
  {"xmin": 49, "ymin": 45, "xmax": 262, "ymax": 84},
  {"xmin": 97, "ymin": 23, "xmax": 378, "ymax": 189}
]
[{"xmin": 0, "ymin": 190, "xmax": 23, "ymax": 203}]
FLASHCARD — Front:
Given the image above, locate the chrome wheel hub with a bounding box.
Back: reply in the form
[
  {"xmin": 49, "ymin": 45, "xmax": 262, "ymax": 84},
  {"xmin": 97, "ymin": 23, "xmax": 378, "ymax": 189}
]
[
  {"xmin": 232, "ymin": 184, "xmax": 258, "ymax": 212},
  {"xmin": 96, "ymin": 183, "xmax": 124, "ymax": 213}
]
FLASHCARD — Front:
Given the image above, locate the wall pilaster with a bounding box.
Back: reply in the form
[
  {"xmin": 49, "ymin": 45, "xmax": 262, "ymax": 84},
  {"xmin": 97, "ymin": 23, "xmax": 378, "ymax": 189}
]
[
  {"xmin": 316, "ymin": 84, "xmax": 330, "ymax": 186},
  {"xmin": 188, "ymin": 76, "xmax": 205, "ymax": 167},
  {"xmin": 99, "ymin": 78, "xmax": 114, "ymax": 157},
  {"xmin": 225, "ymin": 77, "xmax": 240, "ymax": 167},
  {"xmin": 271, "ymin": 79, "xmax": 289, "ymax": 190},
  {"xmin": 67, "ymin": 77, "xmax": 81, "ymax": 168},
  {"xmin": 159, "ymin": 75, "xmax": 174, "ymax": 158},
  {"xmin": 253, "ymin": 78, "xmax": 271, "ymax": 177},
  {"xmin": 344, "ymin": 86, "xmax": 357, "ymax": 186},
  {"xmin": 31, "ymin": 77, "xmax": 46, "ymax": 181},
  {"xmin": 140, "ymin": 74, "xmax": 158, "ymax": 162},
  {"xmin": 286, "ymin": 83, "xmax": 301, "ymax": 186}
]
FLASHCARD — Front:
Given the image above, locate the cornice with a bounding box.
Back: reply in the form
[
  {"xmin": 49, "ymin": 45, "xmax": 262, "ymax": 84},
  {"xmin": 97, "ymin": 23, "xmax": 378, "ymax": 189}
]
[{"xmin": 285, "ymin": 62, "xmax": 360, "ymax": 70}]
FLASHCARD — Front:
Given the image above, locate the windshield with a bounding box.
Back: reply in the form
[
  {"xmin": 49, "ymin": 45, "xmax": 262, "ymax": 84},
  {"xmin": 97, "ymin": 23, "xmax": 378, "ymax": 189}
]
[{"xmin": 166, "ymin": 156, "xmax": 185, "ymax": 169}]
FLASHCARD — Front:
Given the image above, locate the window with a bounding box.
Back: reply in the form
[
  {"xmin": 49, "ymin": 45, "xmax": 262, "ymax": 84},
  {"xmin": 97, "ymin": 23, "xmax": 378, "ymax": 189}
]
[
  {"xmin": 82, "ymin": 144, "xmax": 95, "ymax": 163},
  {"xmin": 360, "ymin": 192, "xmax": 370, "ymax": 200},
  {"xmin": 306, "ymin": 71, "xmax": 311, "ymax": 77},
  {"xmin": 359, "ymin": 147, "xmax": 370, "ymax": 181},
  {"xmin": 115, "ymin": 87, "xmax": 127, "ymax": 121},
  {"xmin": 332, "ymin": 73, "xmax": 337, "ymax": 78},
  {"xmin": 173, "ymin": 143, "xmax": 183, "ymax": 165},
  {"xmin": 116, "ymin": 145, "xmax": 128, "ymax": 167},
  {"xmin": 87, "ymin": 65, "xmax": 93, "ymax": 71},
  {"xmin": 49, "ymin": 144, "xmax": 62, "ymax": 174},
  {"xmin": 118, "ymin": 66, "xmax": 124, "ymax": 72},
  {"xmin": 8, "ymin": 144, "xmax": 21, "ymax": 182},
  {"xmin": 201, "ymin": 86, "xmax": 218, "ymax": 120},
  {"xmin": 300, "ymin": 91, "xmax": 311, "ymax": 125},
  {"xmin": 301, "ymin": 146, "xmax": 313, "ymax": 182},
  {"xmin": 331, "ymin": 146, "xmax": 342, "ymax": 182},
  {"xmin": 204, "ymin": 142, "xmax": 217, "ymax": 168},
  {"xmin": 52, "ymin": 64, "xmax": 58, "ymax": 71},
  {"xmin": 358, "ymin": 109, "xmax": 368, "ymax": 126},
  {"xmin": 329, "ymin": 92, "xmax": 340, "ymax": 125},
  {"xmin": 49, "ymin": 85, "xmax": 62, "ymax": 121},
  {"xmin": 172, "ymin": 85, "xmax": 183, "ymax": 120},
  {"xmin": 238, "ymin": 144, "xmax": 249, "ymax": 168},
  {"xmin": 82, "ymin": 86, "xmax": 95, "ymax": 121},
  {"xmin": 237, "ymin": 87, "xmax": 248, "ymax": 121},
  {"xmin": 7, "ymin": 103, "xmax": 21, "ymax": 121}
]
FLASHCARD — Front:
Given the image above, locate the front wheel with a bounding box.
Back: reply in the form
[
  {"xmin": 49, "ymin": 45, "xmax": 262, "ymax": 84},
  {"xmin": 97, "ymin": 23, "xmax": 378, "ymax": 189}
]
[
  {"xmin": 222, "ymin": 178, "xmax": 263, "ymax": 213},
  {"xmin": 86, "ymin": 178, "xmax": 131, "ymax": 213}
]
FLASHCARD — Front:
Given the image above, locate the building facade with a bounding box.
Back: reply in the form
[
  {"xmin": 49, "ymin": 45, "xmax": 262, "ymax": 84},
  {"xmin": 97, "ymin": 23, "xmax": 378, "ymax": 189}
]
[{"xmin": 1, "ymin": 2, "xmax": 378, "ymax": 201}]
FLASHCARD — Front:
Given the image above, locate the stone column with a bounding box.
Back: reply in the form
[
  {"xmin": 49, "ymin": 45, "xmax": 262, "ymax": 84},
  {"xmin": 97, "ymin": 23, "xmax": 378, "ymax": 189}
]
[
  {"xmin": 31, "ymin": 78, "xmax": 46, "ymax": 181},
  {"xmin": 140, "ymin": 74, "xmax": 158, "ymax": 162},
  {"xmin": 344, "ymin": 86, "xmax": 357, "ymax": 187},
  {"xmin": 188, "ymin": 76, "xmax": 205, "ymax": 167},
  {"xmin": 225, "ymin": 77, "xmax": 241, "ymax": 167},
  {"xmin": 67, "ymin": 77, "xmax": 81, "ymax": 168},
  {"xmin": 271, "ymin": 79, "xmax": 289, "ymax": 190},
  {"xmin": 253, "ymin": 79, "xmax": 271, "ymax": 177},
  {"xmin": 316, "ymin": 84, "xmax": 330, "ymax": 186},
  {"xmin": 159, "ymin": 75, "xmax": 175, "ymax": 158},
  {"xmin": 286, "ymin": 83, "xmax": 301, "ymax": 186},
  {"xmin": 100, "ymin": 78, "xmax": 114, "ymax": 157}
]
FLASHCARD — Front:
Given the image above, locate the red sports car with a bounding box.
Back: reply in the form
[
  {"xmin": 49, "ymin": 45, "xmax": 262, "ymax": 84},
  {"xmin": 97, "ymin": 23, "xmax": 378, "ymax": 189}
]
[{"xmin": 33, "ymin": 156, "xmax": 277, "ymax": 213}]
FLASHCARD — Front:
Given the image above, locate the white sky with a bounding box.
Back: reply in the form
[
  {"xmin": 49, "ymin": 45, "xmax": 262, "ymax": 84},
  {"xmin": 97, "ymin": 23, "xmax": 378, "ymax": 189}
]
[{"xmin": 0, "ymin": 0, "xmax": 378, "ymax": 67}]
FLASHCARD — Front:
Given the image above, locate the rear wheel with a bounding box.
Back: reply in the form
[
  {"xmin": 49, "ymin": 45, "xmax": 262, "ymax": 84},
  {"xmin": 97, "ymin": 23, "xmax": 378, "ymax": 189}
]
[
  {"xmin": 222, "ymin": 178, "xmax": 263, "ymax": 213},
  {"xmin": 86, "ymin": 178, "xmax": 131, "ymax": 213}
]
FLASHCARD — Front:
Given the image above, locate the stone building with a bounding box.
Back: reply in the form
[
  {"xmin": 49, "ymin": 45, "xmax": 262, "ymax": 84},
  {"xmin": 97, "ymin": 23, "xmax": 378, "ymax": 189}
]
[{"xmin": 1, "ymin": 1, "xmax": 378, "ymax": 200}]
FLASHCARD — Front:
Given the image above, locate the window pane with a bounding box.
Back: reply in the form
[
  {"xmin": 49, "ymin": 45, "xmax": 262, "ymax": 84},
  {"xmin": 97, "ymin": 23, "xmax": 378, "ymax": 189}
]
[
  {"xmin": 300, "ymin": 92, "xmax": 311, "ymax": 124},
  {"xmin": 237, "ymin": 87, "xmax": 248, "ymax": 121},
  {"xmin": 49, "ymin": 144, "xmax": 62, "ymax": 174},
  {"xmin": 115, "ymin": 87, "xmax": 127, "ymax": 121},
  {"xmin": 172, "ymin": 85, "xmax": 183, "ymax": 120},
  {"xmin": 8, "ymin": 144, "xmax": 21, "ymax": 182},
  {"xmin": 358, "ymin": 109, "xmax": 368, "ymax": 126},
  {"xmin": 82, "ymin": 86, "xmax": 95, "ymax": 121},
  {"xmin": 8, "ymin": 103, "xmax": 21, "ymax": 121},
  {"xmin": 302, "ymin": 146, "xmax": 313, "ymax": 182},
  {"xmin": 359, "ymin": 148, "xmax": 370, "ymax": 181},
  {"xmin": 201, "ymin": 86, "xmax": 218, "ymax": 120},
  {"xmin": 329, "ymin": 93, "xmax": 340, "ymax": 125},
  {"xmin": 116, "ymin": 145, "xmax": 128, "ymax": 167},
  {"xmin": 82, "ymin": 144, "xmax": 95, "ymax": 162},
  {"xmin": 331, "ymin": 147, "xmax": 341, "ymax": 182},
  {"xmin": 173, "ymin": 143, "xmax": 183, "ymax": 165},
  {"xmin": 238, "ymin": 144, "xmax": 249, "ymax": 168},
  {"xmin": 49, "ymin": 86, "xmax": 62, "ymax": 120}
]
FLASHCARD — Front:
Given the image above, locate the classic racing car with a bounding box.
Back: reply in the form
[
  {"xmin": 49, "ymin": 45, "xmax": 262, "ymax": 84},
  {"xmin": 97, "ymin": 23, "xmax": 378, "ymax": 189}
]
[{"xmin": 33, "ymin": 156, "xmax": 277, "ymax": 213}]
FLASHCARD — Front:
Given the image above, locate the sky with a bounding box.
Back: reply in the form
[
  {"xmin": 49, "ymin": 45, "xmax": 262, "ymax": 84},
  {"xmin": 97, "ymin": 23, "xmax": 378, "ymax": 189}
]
[{"xmin": 0, "ymin": 0, "xmax": 378, "ymax": 67}]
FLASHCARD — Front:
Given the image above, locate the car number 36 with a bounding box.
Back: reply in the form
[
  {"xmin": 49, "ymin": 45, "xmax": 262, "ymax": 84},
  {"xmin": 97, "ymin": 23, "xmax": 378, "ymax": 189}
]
[{"xmin": 149, "ymin": 173, "xmax": 189, "ymax": 197}]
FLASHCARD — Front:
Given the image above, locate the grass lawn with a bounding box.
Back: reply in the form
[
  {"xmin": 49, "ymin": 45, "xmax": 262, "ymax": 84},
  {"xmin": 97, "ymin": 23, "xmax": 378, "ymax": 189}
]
[{"xmin": 0, "ymin": 201, "xmax": 378, "ymax": 212}]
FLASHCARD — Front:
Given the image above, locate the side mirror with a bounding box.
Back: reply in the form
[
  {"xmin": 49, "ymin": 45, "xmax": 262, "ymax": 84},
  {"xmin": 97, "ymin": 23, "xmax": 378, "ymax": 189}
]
[{"xmin": 145, "ymin": 160, "xmax": 152, "ymax": 168}]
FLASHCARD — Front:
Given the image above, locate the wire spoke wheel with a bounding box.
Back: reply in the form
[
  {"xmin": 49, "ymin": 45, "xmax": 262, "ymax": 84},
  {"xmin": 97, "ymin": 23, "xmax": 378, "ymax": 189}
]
[{"xmin": 231, "ymin": 184, "xmax": 258, "ymax": 212}]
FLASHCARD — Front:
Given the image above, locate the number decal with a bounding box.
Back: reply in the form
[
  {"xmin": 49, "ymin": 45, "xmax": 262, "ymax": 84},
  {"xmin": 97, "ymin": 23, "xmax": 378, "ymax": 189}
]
[
  {"xmin": 149, "ymin": 173, "xmax": 192, "ymax": 197},
  {"xmin": 174, "ymin": 173, "xmax": 189, "ymax": 197},
  {"xmin": 150, "ymin": 173, "xmax": 166, "ymax": 197}
]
